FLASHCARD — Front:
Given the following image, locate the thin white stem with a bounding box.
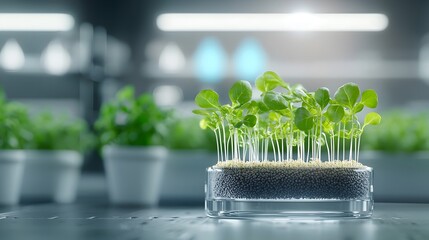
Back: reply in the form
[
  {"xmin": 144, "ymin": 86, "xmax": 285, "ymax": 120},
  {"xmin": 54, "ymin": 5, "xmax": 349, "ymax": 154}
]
[
  {"xmin": 217, "ymin": 128, "xmax": 223, "ymax": 162},
  {"xmin": 214, "ymin": 129, "xmax": 220, "ymax": 162},
  {"xmin": 270, "ymin": 135, "xmax": 277, "ymax": 162},
  {"xmin": 349, "ymin": 137, "xmax": 353, "ymax": 161},
  {"xmin": 275, "ymin": 133, "xmax": 281, "ymax": 162},
  {"xmin": 357, "ymin": 134, "xmax": 362, "ymax": 162},
  {"xmin": 343, "ymin": 123, "xmax": 346, "ymax": 161},
  {"xmin": 318, "ymin": 120, "xmax": 322, "ymax": 160},
  {"xmin": 306, "ymin": 132, "xmax": 310, "ymax": 162},
  {"xmin": 337, "ymin": 123, "xmax": 340, "ymax": 161},
  {"xmin": 354, "ymin": 135, "xmax": 357, "ymax": 161},
  {"xmin": 226, "ymin": 135, "xmax": 231, "ymax": 161},
  {"xmin": 324, "ymin": 133, "xmax": 331, "ymax": 162},
  {"xmin": 222, "ymin": 122, "xmax": 227, "ymax": 161},
  {"xmin": 236, "ymin": 131, "xmax": 240, "ymax": 160},
  {"xmin": 240, "ymin": 134, "xmax": 246, "ymax": 161}
]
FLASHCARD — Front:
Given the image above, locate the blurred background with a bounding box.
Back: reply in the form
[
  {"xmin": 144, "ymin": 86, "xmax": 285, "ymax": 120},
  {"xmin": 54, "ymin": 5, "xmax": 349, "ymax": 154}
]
[{"xmin": 1, "ymin": 0, "xmax": 429, "ymax": 205}]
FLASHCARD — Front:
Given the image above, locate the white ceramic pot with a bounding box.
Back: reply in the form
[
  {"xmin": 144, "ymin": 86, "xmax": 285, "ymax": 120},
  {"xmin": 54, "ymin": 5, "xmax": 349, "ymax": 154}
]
[
  {"xmin": 102, "ymin": 145, "xmax": 167, "ymax": 206},
  {"xmin": 161, "ymin": 150, "xmax": 217, "ymax": 203},
  {"xmin": 360, "ymin": 151, "xmax": 429, "ymax": 202},
  {"xmin": 0, "ymin": 150, "xmax": 25, "ymax": 205},
  {"xmin": 21, "ymin": 150, "xmax": 83, "ymax": 203}
]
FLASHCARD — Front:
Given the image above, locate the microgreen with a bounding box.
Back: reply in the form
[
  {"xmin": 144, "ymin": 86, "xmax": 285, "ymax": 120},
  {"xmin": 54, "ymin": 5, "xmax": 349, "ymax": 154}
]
[
  {"xmin": 195, "ymin": 89, "xmax": 221, "ymax": 109},
  {"xmin": 256, "ymin": 71, "xmax": 288, "ymax": 92},
  {"xmin": 229, "ymin": 80, "xmax": 252, "ymax": 107},
  {"xmin": 193, "ymin": 71, "xmax": 381, "ymax": 163}
]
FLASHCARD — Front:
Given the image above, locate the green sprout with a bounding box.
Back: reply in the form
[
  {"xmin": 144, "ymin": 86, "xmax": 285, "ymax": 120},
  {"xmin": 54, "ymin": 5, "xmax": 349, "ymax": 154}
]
[{"xmin": 193, "ymin": 71, "xmax": 381, "ymax": 164}]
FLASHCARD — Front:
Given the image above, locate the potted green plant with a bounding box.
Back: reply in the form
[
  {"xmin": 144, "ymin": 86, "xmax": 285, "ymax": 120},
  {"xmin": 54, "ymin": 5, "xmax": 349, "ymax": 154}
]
[
  {"xmin": 360, "ymin": 111, "xmax": 429, "ymax": 202},
  {"xmin": 161, "ymin": 116, "xmax": 216, "ymax": 202},
  {"xmin": 0, "ymin": 94, "xmax": 30, "ymax": 205},
  {"xmin": 21, "ymin": 112, "xmax": 93, "ymax": 203},
  {"xmin": 96, "ymin": 86, "xmax": 170, "ymax": 206},
  {"xmin": 194, "ymin": 71, "xmax": 381, "ymax": 218}
]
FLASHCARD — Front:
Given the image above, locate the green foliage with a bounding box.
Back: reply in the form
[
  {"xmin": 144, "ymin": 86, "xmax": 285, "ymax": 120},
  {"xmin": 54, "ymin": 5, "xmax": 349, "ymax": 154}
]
[
  {"xmin": 229, "ymin": 80, "xmax": 252, "ymax": 107},
  {"xmin": 243, "ymin": 115, "xmax": 257, "ymax": 127},
  {"xmin": 27, "ymin": 112, "xmax": 94, "ymax": 152},
  {"xmin": 0, "ymin": 88, "xmax": 95, "ymax": 151},
  {"xmin": 361, "ymin": 89, "xmax": 378, "ymax": 108},
  {"xmin": 193, "ymin": 71, "xmax": 381, "ymax": 162},
  {"xmin": 0, "ymin": 100, "xmax": 31, "ymax": 149},
  {"xmin": 334, "ymin": 83, "xmax": 360, "ymax": 108},
  {"xmin": 364, "ymin": 112, "xmax": 382, "ymax": 127},
  {"xmin": 256, "ymin": 71, "xmax": 288, "ymax": 92},
  {"xmin": 195, "ymin": 89, "xmax": 220, "ymax": 109},
  {"xmin": 95, "ymin": 86, "xmax": 170, "ymax": 147},
  {"xmin": 315, "ymin": 87, "xmax": 330, "ymax": 109},
  {"xmin": 326, "ymin": 105, "xmax": 345, "ymax": 123},
  {"xmin": 263, "ymin": 92, "xmax": 288, "ymax": 110},
  {"xmin": 166, "ymin": 116, "xmax": 215, "ymax": 150},
  {"xmin": 362, "ymin": 111, "xmax": 429, "ymax": 152},
  {"xmin": 294, "ymin": 107, "xmax": 314, "ymax": 131}
]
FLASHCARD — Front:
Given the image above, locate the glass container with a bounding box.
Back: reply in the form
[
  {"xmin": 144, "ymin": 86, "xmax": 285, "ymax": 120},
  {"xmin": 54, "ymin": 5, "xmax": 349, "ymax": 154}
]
[{"xmin": 205, "ymin": 166, "xmax": 373, "ymax": 218}]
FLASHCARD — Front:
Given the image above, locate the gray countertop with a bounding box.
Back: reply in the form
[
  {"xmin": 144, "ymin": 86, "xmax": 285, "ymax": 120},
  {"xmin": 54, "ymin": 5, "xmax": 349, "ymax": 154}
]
[{"xmin": 0, "ymin": 203, "xmax": 428, "ymax": 240}]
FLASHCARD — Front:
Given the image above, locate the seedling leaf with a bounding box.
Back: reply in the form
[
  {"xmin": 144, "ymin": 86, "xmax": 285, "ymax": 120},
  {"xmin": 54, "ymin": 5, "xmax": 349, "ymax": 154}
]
[
  {"xmin": 362, "ymin": 89, "xmax": 378, "ymax": 108},
  {"xmin": 243, "ymin": 115, "xmax": 257, "ymax": 127},
  {"xmin": 192, "ymin": 109, "xmax": 212, "ymax": 116},
  {"xmin": 195, "ymin": 89, "xmax": 221, "ymax": 109},
  {"xmin": 229, "ymin": 80, "xmax": 252, "ymax": 106},
  {"xmin": 263, "ymin": 92, "xmax": 288, "ymax": 110},
  {"xmin": 364, "ymin": 112, "xmax": 382, "ymax": 127},
  {"xmin": 294, "ymin": 107, "xmax": 314, "ymax": 131},
  {"xmin": 199, "ymin": 119, "xmax": 209, "ymax": 129},
  {"xmin": 255, "ymin": 71, "xmax": 287, "ymax": 92},
  {"xmin": 326, "ymin": 105, "xmax": 345, "ymax": 123},
  {"xmin": 334, "ymin": 83, "xmax": 360, "ymax": 108},
  {"xmin": 353, "ymin": 103, "xmax": 364, "ymax": 113},
  {"xmin": 315, "ymin": 87, "xmax": 330, "ymax": 109}
]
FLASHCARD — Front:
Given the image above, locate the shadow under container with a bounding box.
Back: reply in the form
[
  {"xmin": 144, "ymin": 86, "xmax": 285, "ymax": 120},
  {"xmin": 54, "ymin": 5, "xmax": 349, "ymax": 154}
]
[{"xmin": 206, "ymin": 166, "xmax": 373, "ymax": 218}]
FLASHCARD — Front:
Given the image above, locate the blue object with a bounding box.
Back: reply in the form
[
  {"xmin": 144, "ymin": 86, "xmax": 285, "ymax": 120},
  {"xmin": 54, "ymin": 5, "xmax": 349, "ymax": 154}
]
[
  {"xmin": 193, "ymin": 37, "xmax": 227, "ymax": 83},
  {"xmin": 233, "ymin": 38, "xmax": 267, "ymax": 81}
]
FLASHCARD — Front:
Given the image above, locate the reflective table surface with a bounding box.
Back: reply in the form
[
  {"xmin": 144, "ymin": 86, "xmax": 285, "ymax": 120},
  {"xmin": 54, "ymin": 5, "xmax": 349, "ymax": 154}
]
[{"xmin": 0, "ymin": 202, "xmax": 428, "ymax": 240}]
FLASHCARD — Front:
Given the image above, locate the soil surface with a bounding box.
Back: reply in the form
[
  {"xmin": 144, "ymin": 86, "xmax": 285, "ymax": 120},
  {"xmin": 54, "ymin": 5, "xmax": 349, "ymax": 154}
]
[{"xmin": 210, "ymin": 167, "xmax": 372, "ymax": 199}]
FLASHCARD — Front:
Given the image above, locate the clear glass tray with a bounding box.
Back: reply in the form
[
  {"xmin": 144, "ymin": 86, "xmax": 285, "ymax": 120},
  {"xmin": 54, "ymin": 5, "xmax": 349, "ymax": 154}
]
[{"xmin": 205, "ymin": 166, "xmax": 373, "ymax": 218}]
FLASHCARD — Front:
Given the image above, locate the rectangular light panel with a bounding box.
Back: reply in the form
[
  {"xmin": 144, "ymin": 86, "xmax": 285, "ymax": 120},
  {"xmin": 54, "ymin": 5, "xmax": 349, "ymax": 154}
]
[
  {"xmin": 0, "ymin": 13, "xmax": 74, "ymax": 31},
  {"xmin": 157, "ymin": 13, "xmax": 388, "ymax": 32}
]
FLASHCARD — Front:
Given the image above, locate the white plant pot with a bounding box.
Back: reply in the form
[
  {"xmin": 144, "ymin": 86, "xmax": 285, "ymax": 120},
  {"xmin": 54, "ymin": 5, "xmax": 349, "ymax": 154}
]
[
  {"xmin": 0, "ymin": 150, "xmax": 25, "ymax": 205},
  {"xmin": 102, "ymin": 145, "xmax": 167, "ymax": 206},
  {"xmin": 21, "ymin": 150, "xmax": 83, "ymax": 203},
  {"xmin": 161, "ymin": 150, "xmax": 217, "ymax": 202},
  {"xmin": 360, "ymin": 151, "xmax": 429, "ymax": 202}
]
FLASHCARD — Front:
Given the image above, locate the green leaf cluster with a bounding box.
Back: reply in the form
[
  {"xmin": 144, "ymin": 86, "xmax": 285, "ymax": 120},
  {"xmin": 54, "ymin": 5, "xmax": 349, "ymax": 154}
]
[
  {"xmin": 27, "ymin": 112, "xmax": 94, "ymax": 152},
  {"xmin": 0, "ymin": 88, "xmax": 93, "ymax": 151},
  {"xmin": 193, "ymin": 71, "xmax": 382, "ymax": 162},
  {"xmin": 95, "ymin": 86, "xmax": 171, "ymax": 147},
  {"xmin": 166, "ymin": 116, "xmax": 215, "ymax": 151},
  {"xmin": 0, "ymin": 99, "xmax": 32, "ymax": 149},
  {"xmin": 361, "ymin": 111, "xmax": 429, "ymax": 153}
]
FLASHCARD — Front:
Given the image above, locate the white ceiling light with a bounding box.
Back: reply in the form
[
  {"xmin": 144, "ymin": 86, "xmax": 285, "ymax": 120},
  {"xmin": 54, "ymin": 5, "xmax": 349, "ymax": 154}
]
[
  {"xmin": 153, "ymin": 85, "xmax": 183, "ymax": 106},
  {"xmin": 158, "ymin": 43, "xmax": 186, "ymax": 73},
  {"xmin": 0, "ymin": 39, "xmax": 25, "ymax": 71},
  {"xmin": 157, "ymin": 13, "xmax": 388, "ymax": 32},
  {"xmin": 0, "ymin": 13, "xmax": 74, "ymax": 31},
  {"xmin": 41, "ymin": 39, "xmax": 71, "ymax": 75}
]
